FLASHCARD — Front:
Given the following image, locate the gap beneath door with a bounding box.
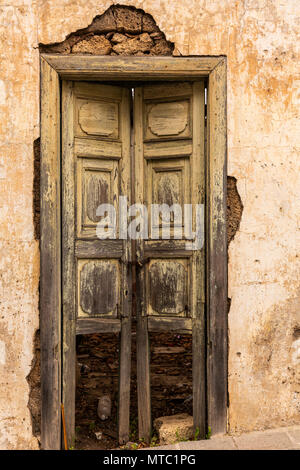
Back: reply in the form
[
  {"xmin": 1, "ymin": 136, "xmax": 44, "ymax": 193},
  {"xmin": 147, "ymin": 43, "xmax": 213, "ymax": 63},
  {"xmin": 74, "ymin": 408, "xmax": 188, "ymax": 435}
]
[{"xmin": 75, "ymin": 331, "xmax": 192, "ymax": 449}]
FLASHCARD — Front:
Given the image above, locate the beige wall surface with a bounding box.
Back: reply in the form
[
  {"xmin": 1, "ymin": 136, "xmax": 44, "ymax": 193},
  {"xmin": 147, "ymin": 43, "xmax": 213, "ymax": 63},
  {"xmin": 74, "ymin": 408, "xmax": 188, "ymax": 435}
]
[{"xmin": 0, "ymin": 0, "xmax": 299, "ymax": 449}]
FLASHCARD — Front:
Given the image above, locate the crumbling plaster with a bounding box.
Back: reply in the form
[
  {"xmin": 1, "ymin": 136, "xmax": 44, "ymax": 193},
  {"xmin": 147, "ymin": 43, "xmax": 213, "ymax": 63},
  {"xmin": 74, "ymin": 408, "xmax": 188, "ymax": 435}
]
[{"xmin": 0, "ymin": 0, "xmax": 299, "ymax": 449}]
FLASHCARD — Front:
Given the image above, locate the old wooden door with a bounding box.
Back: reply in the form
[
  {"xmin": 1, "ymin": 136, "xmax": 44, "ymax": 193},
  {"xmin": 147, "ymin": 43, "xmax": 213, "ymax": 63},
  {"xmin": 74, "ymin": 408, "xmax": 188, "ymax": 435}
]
[
  {"xmin": 62, "ymin": 80, "xmax": 205, "ymax": 447},
  {"xmin": 134, "ymin": 82, "xmax": 206, "ymax": 441},
  {"xmin": 62, "ymin": 82, "xmax": 132, "ymax": 447}
]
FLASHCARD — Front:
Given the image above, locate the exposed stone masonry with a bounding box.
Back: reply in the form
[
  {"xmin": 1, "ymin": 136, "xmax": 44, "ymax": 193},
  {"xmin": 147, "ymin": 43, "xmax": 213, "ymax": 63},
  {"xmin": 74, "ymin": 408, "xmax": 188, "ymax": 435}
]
[{"xmin": 39, "ymin": 5, "xmax": 174, "ymax": 56}]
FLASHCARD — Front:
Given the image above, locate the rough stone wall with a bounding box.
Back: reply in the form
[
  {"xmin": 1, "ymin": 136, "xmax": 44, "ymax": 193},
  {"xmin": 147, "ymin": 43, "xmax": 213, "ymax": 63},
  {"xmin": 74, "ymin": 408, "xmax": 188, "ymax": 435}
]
[
  {"xmin": 39, "ymin": 5, "xmax": 174, "ymax": 55},
  {"xmin": 0, "ymin": 0, "xmax": 299, "ymax": 449}
]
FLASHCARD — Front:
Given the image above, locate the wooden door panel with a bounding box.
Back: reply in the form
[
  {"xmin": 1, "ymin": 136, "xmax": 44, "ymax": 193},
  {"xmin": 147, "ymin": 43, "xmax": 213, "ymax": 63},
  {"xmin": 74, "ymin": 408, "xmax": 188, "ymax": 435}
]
[
  {"xmin": 147, "ymin": 258, "xmax": 189, "ymax": 316},
  {"xmin": 77, "ymin": 259, "xmax": 120, "ymax": 318},
  {"xmin": 77, "ymin": 157, "xmax": 118, "ymax": 238},
  {"xmin": 136, "ymin": 82, "xmax": 204, "ymax": 322},
  {"xmin": 77, "ymin": 99, "xmax": 119, "ymax": 138},
  {"xmin": 144, "ymin": 140, "xmax": 193, "ymax": 159},
  {"xmin": 62, "ymin": 81, "xmax": 131, "ymax": 446},
  {"xmin": 144, "ymin": 99, "xmax": 191, "ymax": 140},
  {"xmin": 75, "ymin": 138, "xmax": 122, "ymax": 158},
  {"xmin": 134, "ymin": 81, "xmax": 205, "ymax": 442},
  {"xmin": 62, "ymin": 79, "xmax": 205, "ymax": 447},
  {"xmin": 71, "ymin": 83, "xmax": 130, "ymax": 328},
  {"xmin": 147, "ymin": 158, "xmax": 190, "ymax": 239}
]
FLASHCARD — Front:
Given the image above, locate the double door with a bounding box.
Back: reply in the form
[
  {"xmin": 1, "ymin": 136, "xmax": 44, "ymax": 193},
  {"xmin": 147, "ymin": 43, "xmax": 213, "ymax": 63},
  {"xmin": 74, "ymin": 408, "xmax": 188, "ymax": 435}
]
[{"xmin": 62, "ymin": 80, "xmax": 205, "ymax": 446}]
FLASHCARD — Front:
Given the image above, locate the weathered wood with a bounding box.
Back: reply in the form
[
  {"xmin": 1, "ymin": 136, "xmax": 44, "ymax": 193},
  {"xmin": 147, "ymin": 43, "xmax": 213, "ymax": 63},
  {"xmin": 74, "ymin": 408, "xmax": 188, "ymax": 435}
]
[
  {"xmin": 62, "ymin": 80, "xmax": 76, "ymax": 449},
  {"xmin": 62, "ymin": 81, "xmax": 132, "ymax": 446},
  {"xmin": 76, "ymin": 318, "xmax": 121, "ymax": 335},
  {"xmin": 118, "ymin": 316, "xmax": 132, "ymax": 443},
  {"xmin": 207, "ymin": 59, "xmax": 228, "ymax": 435},
  {"xmin": 40, "ymin": 57, "xmax": 61, "ymax": 450},
  {"xmin": 191, "ymin": 81, "xmax": 206, "ymax": 438},
  {"xmin": 144, "ymin": 140, "xmax": 192, "ymax": 159},
  {"xmin": 77, "ymin": 100, "xmax": 119, "ymax": 137},
  {"xmin": 41, "ymin": 55, "xmax": 225, "ymax": 81},
  {"xmin": 40, "ymin": 56, "xmax": 228, "ymax": 448},
  {"xmin": 143, "ymin": 82, "xmax": 192, "ymax": 99},
  {"xmin": 118, "ymin": 87, "xmax": 132, "ymax": 445},
  {"xmin": 134, "ymin": 87, "xmax": 152, "ymax": 443},
  {"xmin": 144, "ymin": 239, "xmax": 192, "ymax": 253},
  {"xmin": 148, "ymin": 316, "xmax": 192, "ymax": 332},
  {"xmin": 145, "ymin": 101, "xmax": 190, "ymax": 139},
  {"xmin": 74, "ymin": 81, "xmax": 123, "ymax": 100},
  {"xmin": 136, "ymin": 315, "xmax": 151, "ymax": 441},
  {"xmin": 149, "ymin": 260, "xmax": 188, "ymax": 316},
  {"xmin": 75, "ymin": 239, "xmax": 123, "ymax": 258},
  {"xmin": 135, "ymin": 81, "xmax": 205, "ymax": 440},
  {"xmin": 76, "ymin": 158, "xmax": 119, "ymax": 241},
  {"xmin": 75, "ymin": 137, "xmax": 122, "ymax": 159},
  {"xmin": 78, "ymin": 260, "xmax": 119, "ymax": 317}
]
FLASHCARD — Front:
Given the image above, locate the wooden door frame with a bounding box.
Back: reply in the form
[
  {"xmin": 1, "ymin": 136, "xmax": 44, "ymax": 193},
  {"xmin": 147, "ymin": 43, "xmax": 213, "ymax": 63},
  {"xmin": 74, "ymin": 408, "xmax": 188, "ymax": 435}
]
[{"xmin": 40, "ymin": 55, "xmax": 227, "ymax": 449}]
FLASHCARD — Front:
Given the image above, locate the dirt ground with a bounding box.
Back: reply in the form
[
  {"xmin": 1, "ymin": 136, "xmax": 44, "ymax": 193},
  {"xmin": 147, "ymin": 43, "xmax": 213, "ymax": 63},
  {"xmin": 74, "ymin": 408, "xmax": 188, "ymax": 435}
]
[{"xmin": 75, "ymin": 329, "xmax": 192, "ymax": 450}]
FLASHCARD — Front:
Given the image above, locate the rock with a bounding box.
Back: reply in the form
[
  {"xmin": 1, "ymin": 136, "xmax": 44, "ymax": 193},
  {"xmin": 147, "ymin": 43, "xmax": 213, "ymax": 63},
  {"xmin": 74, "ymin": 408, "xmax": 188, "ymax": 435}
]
[
  {"xmin": 111, "ymin": 33, "xmax": 127, "ymax": 44},
  {"xmin": 150, "ymin": 32, "xmax": 165, "ymax": 40},
  {"xmin": 113, "ymin": 33, "xmax": 153, "ymax": 55},
  {"xmin": 154, "ymin": 414, "xmax": 194, "ymax": 445},
  {"xmin": 87, "ymin": 9, "xmax": 116, "ymax": 33},
  {"xmin": 113, "ymin": 6, "xmax": 143, "ymax": 34},
  {"xmin": 72, "ymin": 35, "xmax": 112, "ymax": 55},
  {"xmin": 97, "ymin": 395, "xmax": 111, "ymax": 420},
  {"xmin": 150, "ymin": 39, "xmax": 173, "ymax": 56},
  {"xmin": 40, "ymin": 41, "xmax": 71, "ymax": 54},
  {"xmin": 142, "ymin": 13, "xmax": 160, "ymax": 33}
]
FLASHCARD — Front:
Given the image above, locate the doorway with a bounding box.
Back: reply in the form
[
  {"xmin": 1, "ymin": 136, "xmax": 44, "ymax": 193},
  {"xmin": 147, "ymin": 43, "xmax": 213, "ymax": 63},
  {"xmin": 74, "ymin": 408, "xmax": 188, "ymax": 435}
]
[{"xmin": 40, "ymin": 55, "xmax": 227, "ymax": 450}]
